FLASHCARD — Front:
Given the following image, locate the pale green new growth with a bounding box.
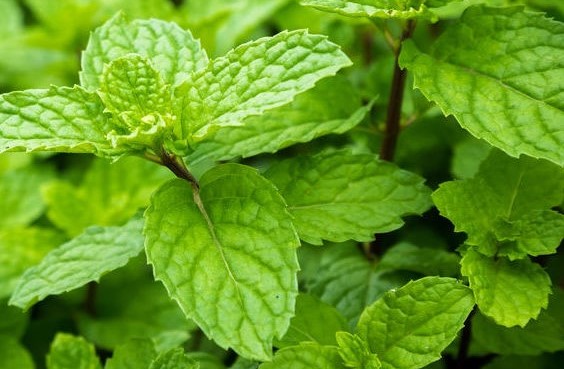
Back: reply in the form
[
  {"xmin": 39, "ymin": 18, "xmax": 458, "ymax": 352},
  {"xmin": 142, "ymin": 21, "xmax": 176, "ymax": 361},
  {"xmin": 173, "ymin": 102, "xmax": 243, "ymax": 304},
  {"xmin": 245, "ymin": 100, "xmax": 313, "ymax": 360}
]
[
  {"xmin": 336, "ymin": 332, "xmax": 381, "ymax": 369},
  {"xmin": 9, "ymin": 215, "xmax": 145, "ymax": 310},
  {"xmin": 264, "ymin": 151, "xmax": 432, "ymax": 244},
  {"xmin": 174, "ymin": 29, "xmax": 352, "ymax": 138},
  {"xmin": 461, "ymin": 249, "xmax": 551, "ymax": 327},
  {"xmin": 0, "ymin": 86, "xmax": 117, "ymax": 155},
  {"xmin": 400, "ymin": 6, "xmax": 564, "ymax": 166},
  {"xmin": 259, "ymin": 342, "xmax": 346, "ymax": 369},
  {"xmin": 46, "ymin": 333, "xmax": 101, "ymax": 369},
  {"xmin": 433, "ymin": 150, "xmax": 564, "ymax": 259},
  {"xmin": 300, "ymin": 0, "xmax": 454, "ymax": 20},
  {"xmin": 144, "ymin": 164, "xmax": 300, "ymax": 361},
  {"xmin": 80, "ymin": 13, "xmax": 209, "ymax": 89},
  {"xmin": 357, "ymin": 277, "xmax": 474, "ymax": 369}
]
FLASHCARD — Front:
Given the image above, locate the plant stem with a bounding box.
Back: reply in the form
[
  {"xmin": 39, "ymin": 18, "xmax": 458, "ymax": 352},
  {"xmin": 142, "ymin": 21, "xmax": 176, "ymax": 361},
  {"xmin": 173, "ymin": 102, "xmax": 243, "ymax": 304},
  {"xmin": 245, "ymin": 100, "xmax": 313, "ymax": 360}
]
[
  {"xmin": 456, "ymin": 307, "xmax": 476, "ymax": 369},
  {"xmin": 157, "ymin": 148, "xmax": 199, "ymax": 190},
  {"xmin": 379, "ymin": 19, "xmax": 416, "ymax": 162}
]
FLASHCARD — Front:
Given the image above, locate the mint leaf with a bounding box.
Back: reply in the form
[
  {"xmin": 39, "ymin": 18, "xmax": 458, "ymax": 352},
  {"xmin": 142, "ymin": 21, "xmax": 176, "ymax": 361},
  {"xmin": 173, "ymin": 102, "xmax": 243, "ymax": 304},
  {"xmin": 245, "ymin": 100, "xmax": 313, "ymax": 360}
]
[
  {"xmin": 357, "ymin": 277, "xmax": 474, "ymax": 369},
  {"xmin": 259, "ymin": 342, "xmax": 346, "ymax": 369},
  {"xmin": 0, "ymin": 301, "xmax": 28, "ymax": 338},
  {"xmin": 400, "ymin": 5, "xmax": 564, "ymax": 166},
  {"xmin": 104, "ymin": 338, "xmax": 157, "ymax": 369},
  {"xmin": 0, "ymin": 335, "xmax": 34, "ymax": 369},
  {"xmin": 80, "ymin": 14, "xmax": 208, "ymax": 90},
  {"xmin": 264, "ymin": 151, "xmax": 432, "ymax": 244},
  {"xmin": 378, "ymin": 242, "xmax": 460, "ymax": 277},
  {"xmin": 336, "ymin": 332, "xmax": 381, "ymax": 369},
  {"xmin": 145, "ymin": 164, "xmax": 300, "ymax": 361},
  {"xmin": 43, "ymin": 156, "xmax": 169, "ymax": 237},
  {"xmin": 9, "ymin": 215, "xmax": 145, "ymax": 310},
  {"xmin": 300, "ymin": 0, "xmax": 455, "ymax": 21},
  {"xmin": 0, "ymin": 165, "xmax": 54, "ymax": 228},
  {"xmin": 46, "ymin": 333, "xmax": 101, "ymax": 369},
  {"xmin": 186, "ymin": 76, "xmax": 371, "ymax": 164},
  {"xmin": 433, "ymin": 150, "xmax": 564, "ymax": 259},
  {"xmin": 276, "ymin": 293, "xmax": 348, "ymax": 348},
  {"xmin": 174, "ymin": 30, "xmax": 352, "ymax": 138},
  {"xmin": 149, "ymin": 348, "xmax": 198, "ymax": 369},
  {"xmin": 0, "ymin": 86, "xmax": 116, "ymax": 155},
  {"xmin": 460, "ymin": 249, "xmax": 551, "ymax": 327},
  {"xmin": 0, "ymin": 227, "xmax": 63, "ymax": 299}
]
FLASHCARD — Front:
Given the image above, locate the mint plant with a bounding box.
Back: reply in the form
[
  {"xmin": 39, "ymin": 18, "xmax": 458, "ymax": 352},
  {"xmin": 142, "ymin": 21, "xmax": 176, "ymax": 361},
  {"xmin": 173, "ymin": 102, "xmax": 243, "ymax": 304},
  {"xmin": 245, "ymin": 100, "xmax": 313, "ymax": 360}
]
[{"xmin": 0, "ymin": 0, "xmax": 563, "ymax": 368}]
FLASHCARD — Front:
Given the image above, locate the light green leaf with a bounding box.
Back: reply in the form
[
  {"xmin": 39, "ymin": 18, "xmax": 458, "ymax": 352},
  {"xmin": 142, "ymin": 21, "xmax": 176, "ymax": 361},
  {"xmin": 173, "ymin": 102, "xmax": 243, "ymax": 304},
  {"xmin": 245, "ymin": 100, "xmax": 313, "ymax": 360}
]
[
  {"xmin": 9, "ymin": 215, "xmax": 145, "ymax": 310},
  {"xmin": 357, "ymin": 277, "xmax": 474, "ymax": 369},
  {"xmin": 400, "ymin": 5, "xmax": 564, "ymax": 166},
  {"xmin": 0, "ymin": 334, "xmax": 34, "ymax": 369},
  {"xmin": 300, "ymin": 0, "xmax": 455, "ymax": 21},
  {"xmin": 186, "ymin": 76, "xmax": 371, "ymax": 164},
  {"xmin": 184, "ymin": 353, "xmax": 225, "ymax": 369},
  {"xmin": 264, "ymin": 151, "xmax": 432, "ymax": 244},
  {"xmin": 104, "ymin": 338, "xmax": 157, "ymax": 369},
  {"xmin": 259, "ymin": 342, "xmax": 346, "ymax": 369},
  {"xmin": 378, "ymin": 242, "xmax": 460, "ymax": 277},
  {"xmin": 433, "ymin": 150, "xmax": 564, "ymax": 259},
  {"xmin": 46, "ymin": 333, "xmax": 101, "ymax": 369},
  {"xmin": 0, "ymin": 227, "xmax": 63, "ymax": 299},
  {"xmin": 307, "ymin": 244, "xmax": 412, "ymax": 327},
  {"xmin": 149, "ymin": 348, "xmax": 198, "ymax": 369},
  {"xmin": 276, "ymin": 293, "xmax": 348, "ymax": 348},
  {"xmin": 80, "ymin": 14, "xmax": 208, "ymax": 90},
  {"xmin": 0, "ymin": 0, "xmax": 22, "ymax": 36},
  {"xmin": 0, "ymin": 165, "xmax": 54, "ymax": 228},
  {"xmin": 460, "ymin": 249, "xmax": 551, "ymax": 327},
  {"xmin": 0, "ymin": 86, "xmax": 116, "ymax": 155},
  {"xmin": 174, "ymin": 30, "xmax": 352, "ymax": 138},
  {"xmin": 144, "ymin": 164, "xmax": 300, "ymax": 361},
  {"xmin": 336, "ymin": 332, "xmax": 381, "ymax": 369},
  {"xmin": 43, "ymin": 156, "xmax": 170, "ymax": 237}
]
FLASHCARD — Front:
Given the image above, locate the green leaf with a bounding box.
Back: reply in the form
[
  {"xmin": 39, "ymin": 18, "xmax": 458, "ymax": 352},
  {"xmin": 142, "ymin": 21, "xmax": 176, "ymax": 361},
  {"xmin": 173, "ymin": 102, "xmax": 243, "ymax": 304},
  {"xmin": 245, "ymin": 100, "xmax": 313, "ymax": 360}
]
[
  {"xmin": 0, "ymin": 334, "xmax": 34, "ymax": 369},
  {"xmin": 0, "ymin": 300, "xmax": 28, "ymax": 338},
  {"xmin": 80, "ymin": 14, "xmax": 208, "ymax": 90},
  {"xmin": 149, "ymin": 348, "xmax": 198, "ymax": 369},
  {"xmin": 400, "ymin": 5, "xmax": 564, "ymax": 166},
  {"xmin": 104, "ymin": 338, "xmax": 157, "ymax": 369},
  {"xmin": 0, "ymin": 227, "xmax": 63, "ymax": 299},
  {"xmin": 0, "ymin": 86, "xmax": 116, "ymax": 155},
  {"xmin": 356, "ymin": 277, "xmax": 475, "ymax": 369},
  {"xmin": 276, "ymin": 293, "xmax": 348, "ymax": 348},
  {"xmin": 264, "ymin": 151, "xmax": 432, "ymax": 244},
  {"xmin": 46, "ymin": 333, "xmax": 101, "ymax": 369},
  {"xmin": 307, "ymin": 244, "xmax": 412, "ymax": 327},
  {"xmin": 174, "ymin": 30, "xmax": 352, "ymax": 138},
  {"xmin": 0, "ymin": 0, "xmax": 22, "ymax": 36},
  {"xmin": 43, "ymin": 156, "xmax": 170, "ymax": 237},
  {"xmin": 9, "ymin": 215, "xmax": 145, "ymax": 310},
  {"xmin": 144, "ymin": 164, "xmax": 300, "ymax": 361},
  {"xmin": 186, "ymin": 76, "xmax": 371, "ymax": 164},
  {"xmin": 433, "ymin": 150, "xmax": 564, "ymax": 259},
  {"xmin": 259, "ymin": 342, "xmax": 346, "ymax": 369},
  {"xmin": 336, "ymin": 332, "xmax": 381, "ymax": 369},
  {"xmin": 0, "ymin": 165, "xmax": 54, "ymax": 228},
  {"xmin": 300, "ymin": 0, "xmax": 455, "ymax": 21},
  {"xmin": 461, "ymin": 249, "xmax": 551, "ymax": 327},
  {"xmin": 378, "ymin": 242, "xmax": 460, "ymax": 277}
]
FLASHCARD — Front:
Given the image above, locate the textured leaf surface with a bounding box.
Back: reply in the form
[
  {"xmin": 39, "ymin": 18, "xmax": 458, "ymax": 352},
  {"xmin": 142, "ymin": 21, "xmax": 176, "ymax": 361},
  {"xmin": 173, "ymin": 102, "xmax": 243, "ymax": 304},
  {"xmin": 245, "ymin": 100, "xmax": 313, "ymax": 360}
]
[
  {"xmin": 259, "ymin": 342, "xmax": 346, "ymax": 369},
  {"xmin": 433, "ymin": 150, "xmax": 564, "ymax": 259},
  {"xmin": 0, "ymin": 86, "xmax": 115, "ymax": 155},
  {"xmin": 104, "ymin": 338, "xmax": 157, "ymax": 369},
  {"xmin": 0, "ymin": 165, "xmax": 54, "ymax": 228},
  {"xmin": 264, "ymin": 151, "xmax": 432, "ymax": 244},
  {"xmin": 336, "ymin": 332, "xmax": 381, "ymax": 369},
  {"xmin": 80, "ymin": 14, "xmax": 208, "ymax": 89},
  {"xmin": 0, "ymin": 227, "xmax": 63, "ymax": 299},
  {"xmin": 357, "ymin": 277, "xmax": 474, "ymax": 369},
  {"xmin": 300, "ymin": 0, "xmax": 454, "ymax": 20},
  {"xmin": 186, "ymin": 76, "xmax": 370, "ymax": 164},
  {"xmin": 46, "ymin": 333, "xmax": 101, "ymax": 369},
  {"xmin": 10, "ymin": 215, "xmax": 145, "ymax": 310},
  {"xmin": 400, "ymin": 6, "xmax": 564, "ymax": 165},
  {"xmin": 145, "ymin": 164, "xmax": 300, "ymax": 361},
  {"xmin": 174, "ymin": 30, "xmax": 351, "ymax": 138},
  {"xmin": 276, "ymin": 293, "xmax": 348, "ymax": 348},
  {"xmin": 43, "ymin": 156, "xmax": 170, "ymax": 236},
  {"xmin": 149, "ymin": 348, "xmax": 198, "ymax": 369},
  {"xmin": 0, "ymin": 335, "xmax": 34, "ymax": 369},
  {"xmin": 461, "ymin": 249, "xmax": 551, "ymax": 327}
]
